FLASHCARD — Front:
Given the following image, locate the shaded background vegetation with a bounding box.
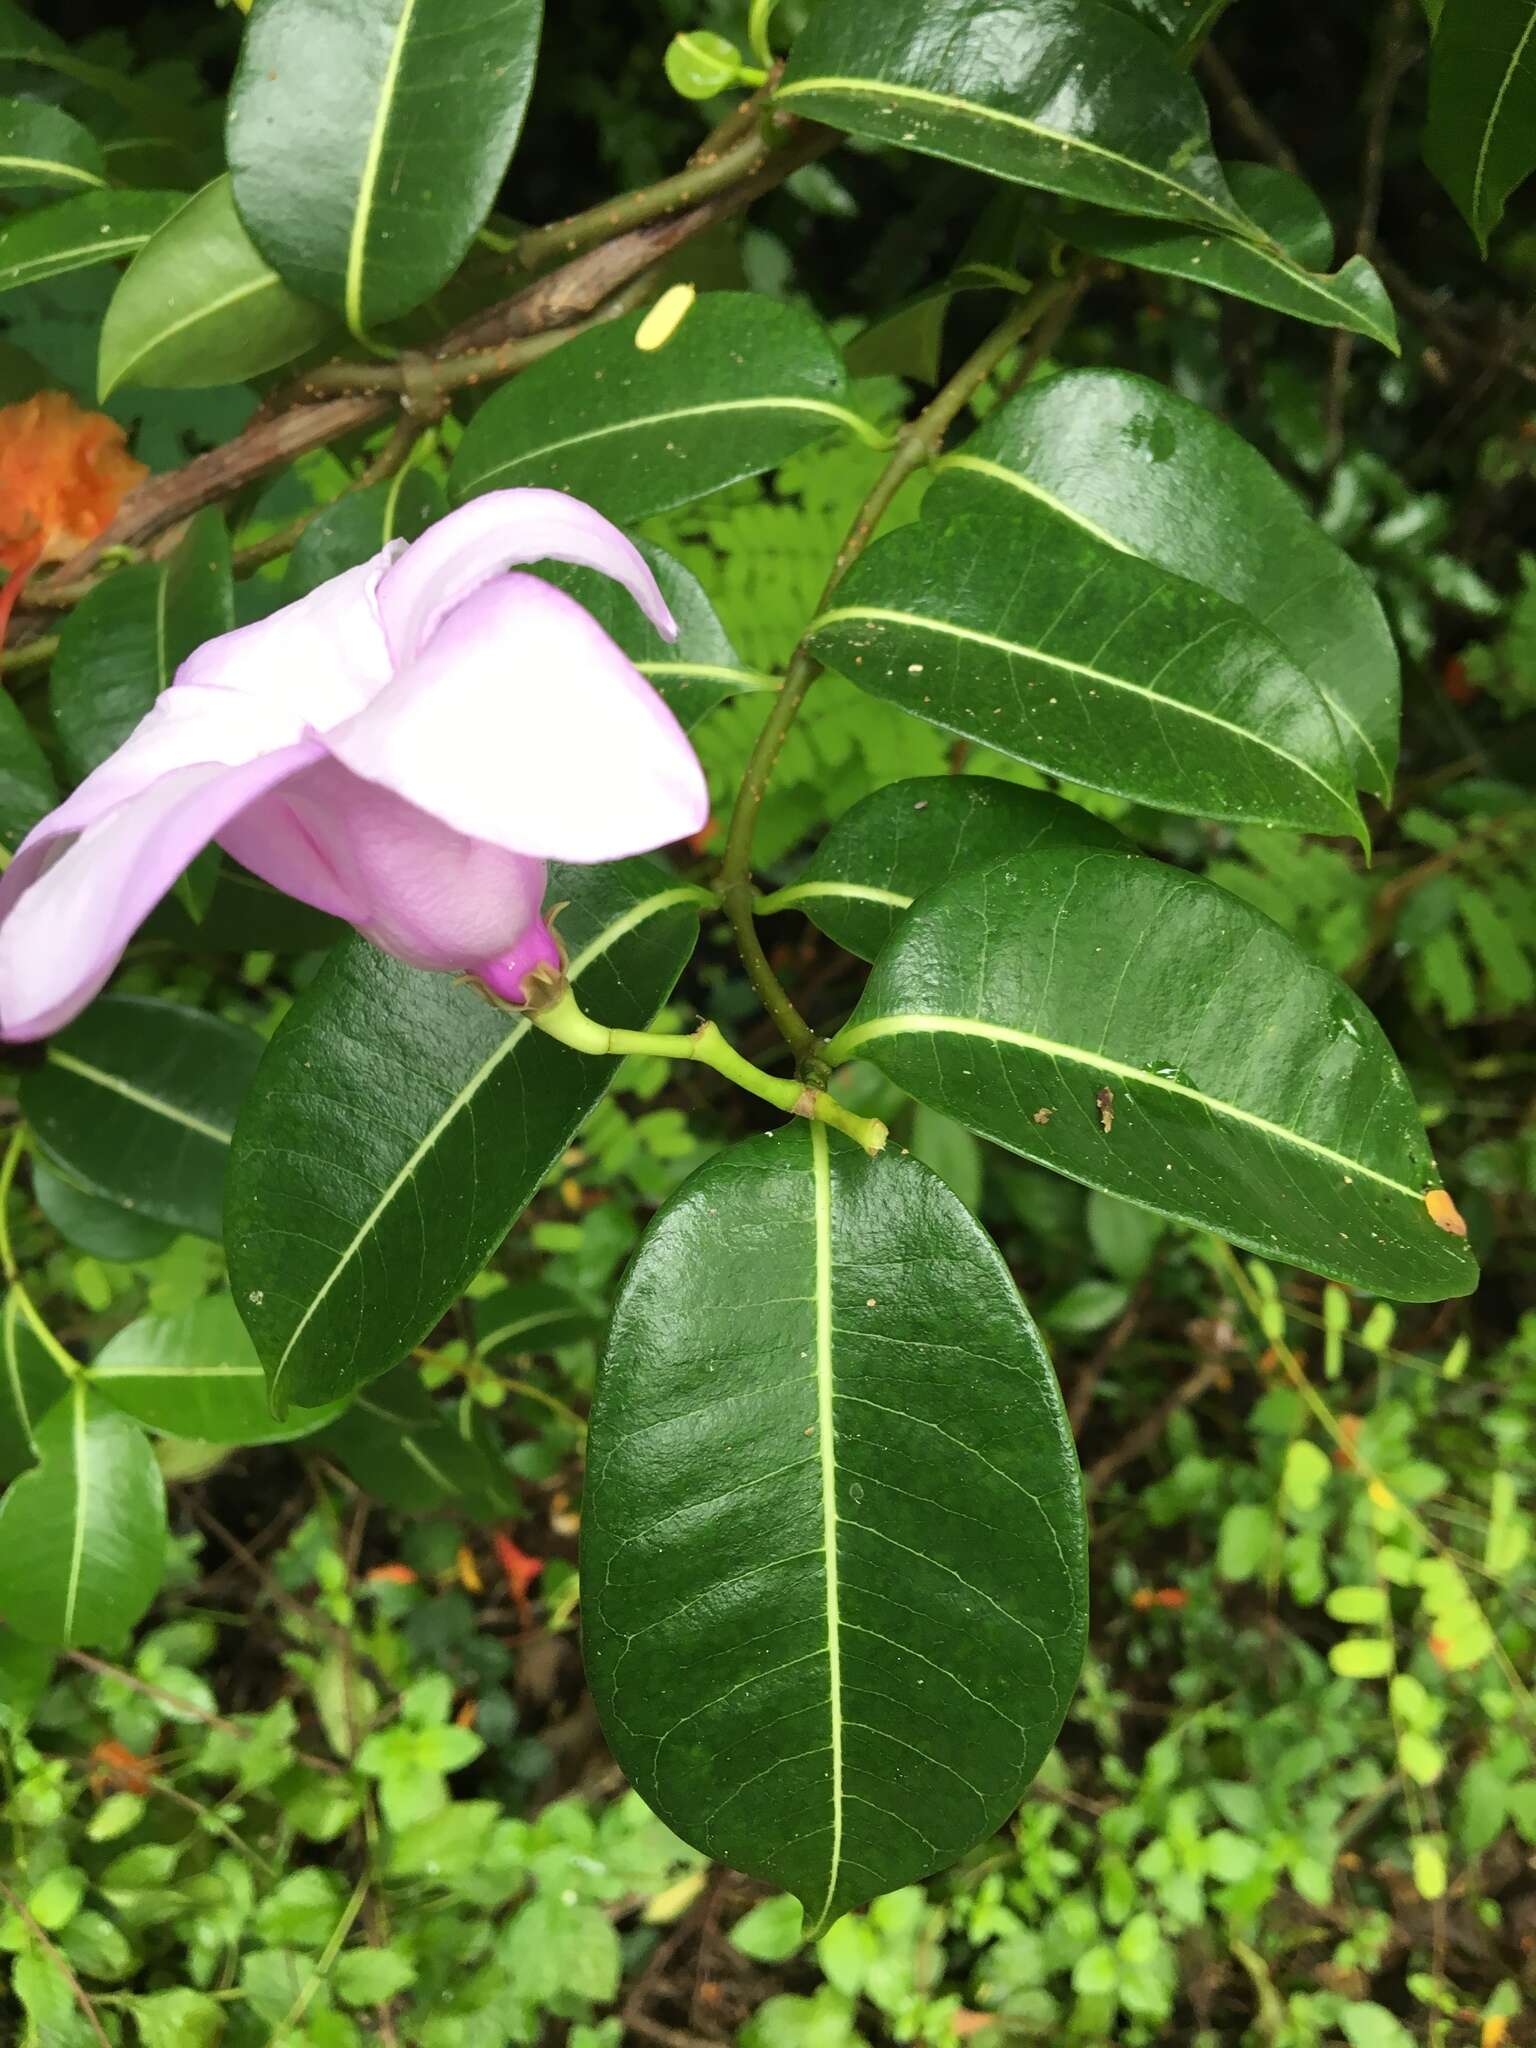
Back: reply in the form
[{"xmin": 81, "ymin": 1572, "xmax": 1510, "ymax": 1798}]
[{"xmin": 0, "ymin": 2, "xmax": 1532, "ymax": 2044}]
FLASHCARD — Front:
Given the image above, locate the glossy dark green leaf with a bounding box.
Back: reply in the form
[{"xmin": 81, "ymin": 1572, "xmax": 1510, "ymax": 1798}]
[
  {"xmin": 449, "ymin": 294, "xmax": 855, "ymax": 523},
  {"xmin": 585, "ymin": 1125, "xmax": 1087, "ymax": 1929},
  {"xmin": 761, "ymin": 775, "xmax": 1122, "ymax": 961},
  {"xmin": 31, "ymin": 1159, "xmax": 174, "ymax": 1263},
  {"xmin": 1425, "ymin": 0, "xmax": 1536, "ymax": 252},
  {"xmin": 0, "ymin": 189, "xmax": 182, "ymax": 296},
  {"xmin": 89, "ymin": 1296, "xmax": 343, "ymax": 1445},
  {"xmin": 0, "ymin": 1290, "xmax": 69, "ymax": 1486},
  {"xmin": 228, "ymin": 0, "xmax": 544, "ymax": 332},
  {"xmin": 20, "ymin": 997, "xmax": 264, "ymax": 1241},
  {"xmin": 226, "ymin": 860, "xmax": 705, "ymax": 1409},
  {"xmin": 314, "ymin": 1365, "xmax": 512, "ymax": 1515},
  {"xmin": 281, "ymin": 470, "xmax": 445, "ymax": 602},
  {"xmin": 0, "ymin": 1382, "xmax": 165, "ymax": 1648},
  {"xmin": 779, "ymin": 0, "xmax": 1252, "ymax": 236},
  {"xmin": 0, "ymin": 96, "xmax": 103, "ymax": 191},
  {"xmin": 830, "ymin": 849, "xmax": 1478, "ymax": 1301},
  {"xmin": 50, "ymin": 511, "xmax": 232, "ymax": 779},
  {"xmin": 1104, "ymin": 0, "xmax": 1230, "ymax": 57},
  {"xmin": 143, "ymin": 859, "xmax": 343, "ymax": 956},
  {"xmin": 474, "ymin": 1283, "xmax": 599, "ymax": 1357},
  {"xmin": 1058, "ymin": 162, "xmax": 1398, "ymax": 350},
  {"xmin": 808, "ymin": 506, "xmax": 1363, "ymax": 840},
  {"xmin": 927, "ymin": 368, "xmax": 1400, "ymax": 798},
  {"xmin": 541, "ymin": 539, "xmax": 775, "ymax": 734},
  {"xmin": 98, "ymin": 176, "xmax": 334, "ymax": 397},
  {"xmin": 0, "ymin": 689, "xmax": 56, "ymax": 855}
]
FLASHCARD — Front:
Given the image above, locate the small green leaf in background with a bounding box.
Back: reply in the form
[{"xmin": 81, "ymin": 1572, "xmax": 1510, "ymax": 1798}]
[
  {"xmin": 20, "ymin": 995, "xmax": 265, "ymax": 1241},
  {"xmin": 50, "ymin": 509, "xmax": 233, "ymax": 778},
  {"xmin": 585, "ymin": 1126, "xmax": 1087, "ymax": 1930},
  {"xmin": 1330, "ymin": 1638, "xmax": 1395, "ymax": 1679},
  {"xmin": 832, "ymin": 850, "xmax": 1476, "ymax": 1301},
  {"xmin": 1217, "ymin": 1503, "xmax": 1274, "ymax": 1581},
  {"xmin": 99, "ymin": 175, "xmax": 335, "ymax": 396},
  {"xmin": 0, "ymin": 1383, "xmax": 166, "ymax": 1647},
  {"xmin": 228, "ymin": 0, "xmax": 545, "ymax": 332},
  {"xmin": 1085, "ymin": 1191, "xmax": 1165, "ymax": 1281},
  {"xmin": 449, "ymin": 294, "xmax": 856, "ymax": 524},
  {"xmin": 315, "ymin": 1366, "xmax": 512, "ymax": 1516},
  {"xmin": 1057, "ymin": 163, "xmax": 1399, "ymax": 351},
  {"xmin": 909, "ymin": 1104, "xmax": 984, "ymax": 1213},
  {"xmin": 730, "ymin": 1894, "xmax": 806, "ymax": 1963},
  {"xmin": 89, "ymin": 1295, "xmax": 345, "ymax": 1445},
  {"xmin": 764, "ymin": 776, "xmax": 1122, "ymax": 962},
  {"xmin": 1424, "ymin": 0, "xmax": 1536, "ymax": 251},
  {"xmin": 474, "ymin": 1282, "xmax": 599, "ymax": 1358},
  {"xmin": 30, "ymin": 1157, "xmax": 175, "ymax": 1262},
  {"xmin": 0, "ymin": 96, "xmax": 103, "ymax": 191},
  {"xmin": 0, "ymin": 188, "xmax": 182, "ymax": 296}
]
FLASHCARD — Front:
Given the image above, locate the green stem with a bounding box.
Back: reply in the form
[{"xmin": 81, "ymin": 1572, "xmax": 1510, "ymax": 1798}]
[
  {"xmin": 0, "ymin": 633, "xmax": 58, "ymax": 675},
  {"xmin": 529, "ymin": 991, "xmax": 887, "ymax": 1157},
  {"xmin": 716, "ymin": 267, "xmax": 1085, "ymax": 1059},
  {"xmin": 0, "ymin": 1128, "xmax": 83, "ymax": 1383},
  {"xmin": 513, "ymin": 126, "xmax": 775, "ymax": 271}
]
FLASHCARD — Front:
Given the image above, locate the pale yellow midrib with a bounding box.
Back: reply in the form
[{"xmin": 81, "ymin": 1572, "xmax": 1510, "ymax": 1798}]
[
  {"xmin": 776, "ymin": 73, "xmax": 1256, "ymax": 243},
  {"xmin": 46, "ymin": 1049, "xmax": 233, "ymax": 1145},
  {"xmin": 0, "ymin": 153, "xmax": 103, "ymax": 187},
  {"xmin": 813, "ymin": 602, "xmax": 1351, "ymax": 810},
  {"xmin": 809, "ymin": 1122, "xmax": 845, "ymax": 1931},
  {"xmin": 474, "ymin": 397, "xmax": 861, "ymax": 482},
  {"xmin": 1471, "ymin": 8, "xmax": 1536, "ymax": 228},
  {"xmin": 834, "ymin": 1011, "xmax": 1418, "ymax": 1202},
  {"xmin": 344, "ymin": 0, "xmax": 421, "ymax": 338},
  {"xmin": 63, "ymin": 1383, "xmax": 89, "ymax": 1642}
]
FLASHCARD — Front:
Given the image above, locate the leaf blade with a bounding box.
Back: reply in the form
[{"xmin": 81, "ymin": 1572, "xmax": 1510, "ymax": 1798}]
[
  {"xmin": 227, "ymin": 0, "xmax": 544, "ymax": 330},
  {"xmin": 808, "ymin": 505, "xmax": 1363, "ymax": 840},
  {"xmin": 449, "ymin": 294, "xmax": 854, "ymax": 523},
  {"xmin": 225, "ymin": 861, "xmax": 703, "ymax": 1407},
  {"xmin": 1425, "ymin": 0, "xmax": 1536, "ymax": 250},
  {"xmin": 927, "ymin": 367, "xmax": 1400, "ymax": 798},
  {"xmin": 0, "ymin": 1383, "xmax": 166, "ymax": 1648},
  {"xmin": 20, "ymin": 996, "xmax": 264, "ymax": 1240},
  {"xmin": 831, "ymin": 849, "xmax": 1477, "ymax": 1301},
  {"xmin": 0, "ymin": 189, "xmax": 183, "ymax": 296},
  {"xmin": 98, "ymin": 176, "xmax": 334, "ymax": 396},
  {"xmin": 584, "ymin": 1125, "xmax": 1086, "ymax": 1929}
]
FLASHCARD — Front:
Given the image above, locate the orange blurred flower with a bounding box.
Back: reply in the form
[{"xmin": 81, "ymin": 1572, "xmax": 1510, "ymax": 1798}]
[
  {"xmin": 0, "ymin": 389, "xmax": 146, "ymax": 640},
  {"xmin": 1130, "ymin": 1587, "xmax": 1188, "ymax": 1610}
]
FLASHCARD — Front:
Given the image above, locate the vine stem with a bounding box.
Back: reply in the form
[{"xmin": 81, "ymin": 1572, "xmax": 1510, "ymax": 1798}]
[
  {"xmin": 528, "ymin": 990, "xmax": 887, "ymax": 1157},
  {"xmin": 715, "ymin": 267, "xmax": 1086, "ymax": 1063},
  {"xmin": 0, "ymin": 1126, "xmax": 84, "ymax": 1382}
]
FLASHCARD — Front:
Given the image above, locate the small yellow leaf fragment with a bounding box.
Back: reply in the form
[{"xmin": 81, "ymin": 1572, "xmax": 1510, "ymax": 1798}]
[
  {"xmin": 1425, "ymin": 1187, "xmax": 1467, "ymax": 1236},
  {"xmin": 636, "ymin": 283, "xmax": 697, "ymax": 352},
  {"xmin": 1483, "ymin": 2016, "xmax": 1509, "ymax": 2048},
  {"xmin": 455, "ymin": 1544, "xmax": 483, "ymax": 1594}
]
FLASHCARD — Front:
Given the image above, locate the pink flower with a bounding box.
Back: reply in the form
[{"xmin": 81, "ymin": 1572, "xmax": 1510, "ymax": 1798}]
[{"xmin": 0, "ymin": 492, "xmax": 708, "ymax": 1041}]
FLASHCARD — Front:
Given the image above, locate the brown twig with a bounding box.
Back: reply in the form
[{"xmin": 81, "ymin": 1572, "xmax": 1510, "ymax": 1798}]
[
  {"xmin": 29, "ymin": 114, "xmax": 834, "ymax": 598},
  {"xmin": 65, "ymin": 1646, "xmax": 345, "ymax": 1776},
  {"xmin": 1067, "ymin": 1276, "xmax": 1153, "ymax": 1437},
  {"xmin": 0, "ymin": 1875, "xmax": 111, "ymax": 2047},
  {"xmin": 1323, "ymin": 0, "xmax": 1419, "ymax": 465},
  {"xmin": 1086, "ymin": 1356, "xmax": 1228, "ymax": 1498},
  {"xmin": 1197, "ymin": 43, "xmax": 1301, "ymax": 175}
]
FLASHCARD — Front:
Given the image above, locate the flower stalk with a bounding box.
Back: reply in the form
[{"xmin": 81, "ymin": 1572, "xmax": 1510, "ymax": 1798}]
[{"xmin": 528, "ymin": 989, "xmax": 888, "ymax": 1157}]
